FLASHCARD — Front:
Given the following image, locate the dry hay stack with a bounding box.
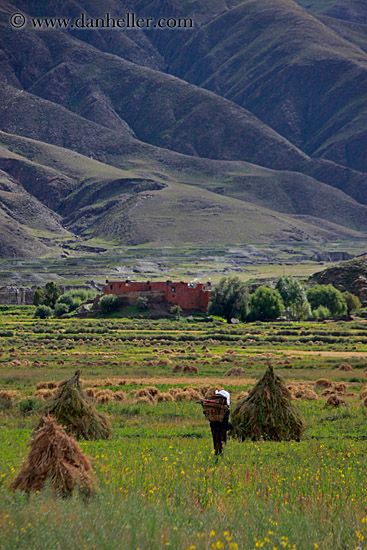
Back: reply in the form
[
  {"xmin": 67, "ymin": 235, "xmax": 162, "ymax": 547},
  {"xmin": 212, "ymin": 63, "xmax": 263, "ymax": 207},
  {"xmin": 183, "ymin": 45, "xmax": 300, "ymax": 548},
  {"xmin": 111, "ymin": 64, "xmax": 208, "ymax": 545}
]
[
  {"xmin": 359, "ymin": 386, "xmax": 367, "ymax": 400},
  {"xmin": 35, "ymin": 389, "xmax": 58, "ymax": 401},
  {"xmin": 338, "ymin": 362, "xmax": 353, "ymax": 372},
  {"xmin": 314, "ymin": 379, "xmax": 333, "ymax": 390},
  {"xmin": 172, "ymin": 364, "xmax": 182, "ymax": 373},
  {"xmin": 85, "ymin": 388, "xmax": 96, "ymax": 400},
  {"xmin": 36, "ymin": 381, "xmax": 58, "ymax": 390},
  {"xmin": 231, "ymin": 365, "xmax": 304, "ymax": 441},
  {"xmin": 114, "ymin": 391, "xmax": 126, "ymax": 402},
  {"xmin": 182, "ymin": 365, "xmax": 198, "ymax": 374},
  {"xmin": 360, "ymin": 397, "xmax": 367, "ymax": 407},
  {"xmin": 225, "ymin": 367, "xmax": 245, "ymax": 377},
  {"xmin": 0, "ymin": 390, "xmax": 20, "ymax": 403},
  {"xmin": 325, "ymin": 395, "xmax": 346, "ymax": 408},
  {"xmin": 156, "ymin": 392, "xmax": 174, "ymax": 402},
  {"xmin": 134, "ymin": 388, "xmax": 156, "ymax": 403},
  {"xmin": 41, "ymin": 371, "xmax": 112, "ymax": 440},
  {"xmin": 334, "ymin": 382, "xmax": 348, "ymax": 394},
  {"xmin": 291, "ymin": 387, "xmax": 318, "ymax": 401},
  {"xmin": 10, "ymin": 416, "xmax": 95, "ymax": 497}
]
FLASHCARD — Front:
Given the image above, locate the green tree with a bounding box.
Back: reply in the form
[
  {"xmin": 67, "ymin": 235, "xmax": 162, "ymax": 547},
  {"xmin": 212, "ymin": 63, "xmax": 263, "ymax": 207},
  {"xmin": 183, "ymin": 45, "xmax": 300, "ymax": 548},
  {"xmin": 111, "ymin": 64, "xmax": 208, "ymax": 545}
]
[
  {"xmin": 208, "ymin": 276, "xmax": 249, "ymax": 323},
  {"xmin": 35, "ymin": 305, "xmax": 53, "ymax": 319},
  {"xmin": 33, "ymin": 286, "xmax": 44, "ymax": 306},
  {"xmin": 307, "ymin": 284, "xmax": 347, "ymax": 316},
  {"xmin": 54, "ymin": 302, "xmax": 70, "ymax": 318},
  {"xmin": 249, "ymin": 286, "xmax": 284, "ymax": 321},
  {"xmin": 44, "ymin": 282, "xmax": 61, "ymax": 308},
  {"xmin": 343, "ymin": 292, "xmax": 361, "ymax": 316},
  {"xmin": 99, "ymin": 294, "xmax": 120, "ymax": 314},
  {"xmin": 275, "ymin": 276, "xmax": 310, "ymax": 320}
]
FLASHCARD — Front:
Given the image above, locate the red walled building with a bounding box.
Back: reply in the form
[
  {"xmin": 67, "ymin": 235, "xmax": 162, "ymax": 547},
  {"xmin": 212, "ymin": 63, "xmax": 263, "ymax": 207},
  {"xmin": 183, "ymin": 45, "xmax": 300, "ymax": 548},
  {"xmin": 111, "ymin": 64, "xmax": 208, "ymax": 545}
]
[{"xmin": 104, "ymin": 279, "xmax": 212, "ymax": 312}]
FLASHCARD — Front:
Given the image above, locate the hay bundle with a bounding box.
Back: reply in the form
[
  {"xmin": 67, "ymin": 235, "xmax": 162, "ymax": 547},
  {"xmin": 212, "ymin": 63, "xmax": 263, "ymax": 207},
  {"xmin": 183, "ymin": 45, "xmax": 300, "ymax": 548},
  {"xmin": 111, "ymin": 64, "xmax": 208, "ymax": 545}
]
[
  {"xmin": 314, "ymin": 379, "xmax": 333, "ymax": 390},
  {"xmin": 231, "ymin": 365, "xmax": 304, "ymax": 441},
  {"xmin": 95, "ymin": 391, "xmax": 113, "ymax": 404},
  {"xmin": 41, "ymin": 371, "xmax": 111, "ymax": 440},
  {"xmin": 173, "ymin": 391, "xmax": 187, "ymax": 402},
  {"xmin": 144, "ymin": 386, "xmax": 160, "ymax": 397},
  {"xmin": 234, "ymin": 391, "xmax": 249, "ymax": 402},
  {"xmin": 168, "ymin": 387, "xmax": 181, "ymax": 397},
  {"xmin": 36, "ymin": 381, "xmax": 58, "ymax": 390},
  {"xmin": 338, "ymin": 362, "xmax": 353, "ymax": 371},
  {"xmin": 85, "ymin": 388, "xmax": 96, "ymax": 400},
  {"xmin": 334, "ymin": 382, "xmax": 348, "ymax": 393},
  {"xmin": 359, "ymin": 386, "xmax": 367, "ymax": 400},
  {"xmin": 325, "ymin": 395, "xmax": 346, "ymax": 408},
  {"xmin": 10, "ymin": 416, "xmax": 95, "ymax": 497},
  {"xmin": 156, "ymin": 392, "xmax": 174, "ymax": 402},
  {"xmin": 292, "ymin": 388, "xmax": 318, "ymax": 401},
  {"xmin": 0, "ymin": 390, "xmax": 20, "ymax": 403},
  {"xmin": 182, "ymin": 388, "xmax": 202, "ymax": 402},
  {"xmin": 134, "ymin": 395, "xmax": 153, "ymax": 404},
  {"xmin": 114, "ymin": 391, "xmax": 126, "ymax": 402},
  {"xmin": 225, "ymin": 367, "xmax": 245, "ymax": 377},
  {"xmin": 134, "ymin": 388, "xmax": 156, "ymax": 403},
  {"xmin": 172, "ymin": 364, "xmax": 182, "ymax": 373},
  {"xmin": 321, "ymin": 388, "xmax": 336, "ymax": 397},
  {"xmin": 182, "ymin": 365, "xmax": 198, "ymax": 374},
  {"xmin": 35, "ymin": 389, "xmax": 58, "ymax": 401}
]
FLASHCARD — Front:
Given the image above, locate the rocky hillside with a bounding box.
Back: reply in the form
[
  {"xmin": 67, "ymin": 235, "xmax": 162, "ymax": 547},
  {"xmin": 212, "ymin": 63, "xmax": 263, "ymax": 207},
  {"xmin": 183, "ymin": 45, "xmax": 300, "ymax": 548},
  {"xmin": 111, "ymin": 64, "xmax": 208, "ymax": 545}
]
[
  {"xmin": 0, "ymin": 0, "xmax": 367, "ymax": 257},
  {"xmin": 309, "ymin": 255, "xmax": 367, "ymax": 300}
]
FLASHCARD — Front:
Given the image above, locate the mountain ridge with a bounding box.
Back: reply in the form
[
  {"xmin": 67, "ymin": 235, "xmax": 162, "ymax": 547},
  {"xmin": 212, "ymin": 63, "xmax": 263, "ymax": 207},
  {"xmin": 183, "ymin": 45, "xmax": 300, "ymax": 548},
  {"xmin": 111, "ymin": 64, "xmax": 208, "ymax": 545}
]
[{"xmin": 0, "ymin": 0, "xmax": 366, "ymax": 257}]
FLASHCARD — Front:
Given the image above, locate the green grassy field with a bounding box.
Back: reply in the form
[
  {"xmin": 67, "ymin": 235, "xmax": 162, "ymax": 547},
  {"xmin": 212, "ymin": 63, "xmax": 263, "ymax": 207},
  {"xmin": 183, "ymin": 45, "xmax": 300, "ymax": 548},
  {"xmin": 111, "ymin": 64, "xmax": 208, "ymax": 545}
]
[{"xmin": 2, "ymin": 308, "xmax": 367, "ymax": 549}]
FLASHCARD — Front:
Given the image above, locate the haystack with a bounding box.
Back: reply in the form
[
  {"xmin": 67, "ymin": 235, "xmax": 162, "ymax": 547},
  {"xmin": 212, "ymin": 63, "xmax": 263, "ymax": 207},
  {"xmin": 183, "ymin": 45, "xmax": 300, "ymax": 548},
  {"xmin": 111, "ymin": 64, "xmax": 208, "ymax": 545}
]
[
  {"xmin": 324, "ymin": 395, "xmax": 346, "ymax": 408},
  {"xmin": 41, "ymin": 371, "xmax": 111, "ymax": 440},
  {"xmin": 10, "ymin": 416, "xmax": 95, "ymax": 497},
  {"xmin": 225, "ymin": 367, "xmax": 245, "ymax": 376},
  {"xmin": 338, "ymin": 362, "xmax": 353, "ymax": 371},
  {"xmin": 231, "ymin": 365, "xmax": 304, "ymax": 441}
]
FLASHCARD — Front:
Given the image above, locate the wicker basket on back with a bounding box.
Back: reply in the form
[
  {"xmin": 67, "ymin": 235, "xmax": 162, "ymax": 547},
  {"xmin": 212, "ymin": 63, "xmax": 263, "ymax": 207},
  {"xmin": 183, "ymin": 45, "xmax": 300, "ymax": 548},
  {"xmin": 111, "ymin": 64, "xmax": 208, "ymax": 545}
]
[{"xmin": 201, "ymin": 395, "xmax": 229, "ymax": 422}]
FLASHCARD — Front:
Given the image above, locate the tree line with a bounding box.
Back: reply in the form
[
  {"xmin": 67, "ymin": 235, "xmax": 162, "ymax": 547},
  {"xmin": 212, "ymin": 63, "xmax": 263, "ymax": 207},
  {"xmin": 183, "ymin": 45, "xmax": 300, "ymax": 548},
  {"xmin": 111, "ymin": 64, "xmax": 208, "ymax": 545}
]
[{"xmin": 208, "ymin": 276, "xmax": 361, "ymax": 323}]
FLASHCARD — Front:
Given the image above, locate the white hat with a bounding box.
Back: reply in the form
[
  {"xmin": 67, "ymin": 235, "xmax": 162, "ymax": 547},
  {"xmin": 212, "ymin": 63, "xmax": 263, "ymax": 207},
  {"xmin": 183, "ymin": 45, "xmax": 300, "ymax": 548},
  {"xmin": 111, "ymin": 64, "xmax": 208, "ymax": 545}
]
[{"xmin": 215, "ymin": 390, "xmax": 230, "ymax": 406}]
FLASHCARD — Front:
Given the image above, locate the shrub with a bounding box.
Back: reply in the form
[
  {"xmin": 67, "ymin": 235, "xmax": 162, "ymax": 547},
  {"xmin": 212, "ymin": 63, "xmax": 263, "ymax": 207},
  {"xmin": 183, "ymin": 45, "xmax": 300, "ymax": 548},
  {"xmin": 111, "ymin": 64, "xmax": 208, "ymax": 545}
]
[
  {"xmin": 54, "ymin": 303, "xmax": 70, "ymax": 318},
  {"xmin": 35, "ymin": 305, "xmax": 53, "ymax": 319},
  {"xmin": 170, "ymin": 305, "xmax": 183, "ymax": 319},
  {"xmin": 57, "ymin": 295, "xmax": 75, "ymax": 309},
  {"xmin": 99, "ymin": 295, "xmax": 120, "ymax": 314},
  {"xmin": 312, "ymin": 306, "xmax": 330, "ymax": 319},
  {"xmin": 137, "ymin": 296, "xmax": 149, "ymax": 311}
]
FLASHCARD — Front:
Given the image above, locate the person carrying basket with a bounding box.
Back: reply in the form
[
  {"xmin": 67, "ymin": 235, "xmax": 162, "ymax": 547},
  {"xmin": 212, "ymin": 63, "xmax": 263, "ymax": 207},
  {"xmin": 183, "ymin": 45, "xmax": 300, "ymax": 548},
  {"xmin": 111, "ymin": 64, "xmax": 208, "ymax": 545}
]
[{"xmin": 201, "ymin": 390, "xmax": 232, "ymax": 455}]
